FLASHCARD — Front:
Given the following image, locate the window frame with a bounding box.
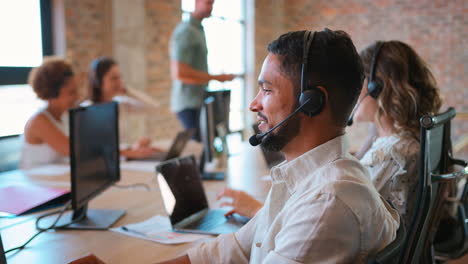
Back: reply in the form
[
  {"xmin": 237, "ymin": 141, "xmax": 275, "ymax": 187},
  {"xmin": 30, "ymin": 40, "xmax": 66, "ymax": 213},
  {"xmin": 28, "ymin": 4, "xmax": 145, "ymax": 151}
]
[{"xmin": 0, "ymin": 0, "xmax": 53, "ymax": 85}]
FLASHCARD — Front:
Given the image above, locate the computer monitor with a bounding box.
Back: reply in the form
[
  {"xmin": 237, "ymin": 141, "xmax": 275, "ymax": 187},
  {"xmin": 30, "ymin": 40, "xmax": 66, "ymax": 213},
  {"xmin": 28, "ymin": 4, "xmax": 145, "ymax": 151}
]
[
  {"xmin": 200, "ymin": 96, "xmax": 216, "ymax": 163},
  {"xmin": 199, "ymin": 97, "xmax": 225, "ymax": 180},
  {"xmin": 65, "ymin": 102, "xmax": 125, "ymax": 230},
  {"xmin": 207, "ymin": 89, "xmax": 231, "ymax": 133}
]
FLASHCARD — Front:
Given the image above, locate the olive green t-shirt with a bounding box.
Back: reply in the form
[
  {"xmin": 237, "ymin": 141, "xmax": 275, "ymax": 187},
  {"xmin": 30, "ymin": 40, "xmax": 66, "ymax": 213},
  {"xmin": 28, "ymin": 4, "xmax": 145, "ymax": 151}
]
[{"xmin": 170, "ymin": 16, "xmax": 208, "ymax": 113}]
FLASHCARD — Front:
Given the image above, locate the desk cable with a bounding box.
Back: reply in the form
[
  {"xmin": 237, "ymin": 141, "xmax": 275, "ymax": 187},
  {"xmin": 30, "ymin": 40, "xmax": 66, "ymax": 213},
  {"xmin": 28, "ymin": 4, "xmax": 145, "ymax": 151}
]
[{"xmin": 5, "ymin": 200, "xmax": 78, "ymax": 255}]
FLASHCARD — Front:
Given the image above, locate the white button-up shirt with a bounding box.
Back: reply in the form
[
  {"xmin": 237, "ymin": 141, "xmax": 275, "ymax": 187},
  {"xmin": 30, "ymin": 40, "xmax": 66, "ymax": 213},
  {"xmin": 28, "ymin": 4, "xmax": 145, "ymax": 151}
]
[{"xmin": 188, "ymin": 135, "xmax": 400, "ymax": 263}]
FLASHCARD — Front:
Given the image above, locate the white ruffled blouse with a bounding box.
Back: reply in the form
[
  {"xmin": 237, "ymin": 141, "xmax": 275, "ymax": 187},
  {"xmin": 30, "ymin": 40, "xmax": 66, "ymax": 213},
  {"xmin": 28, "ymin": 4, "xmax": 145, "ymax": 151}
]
[{"xmin": 360, "ymin": 135, "xmax": 420, "ymax": 228}]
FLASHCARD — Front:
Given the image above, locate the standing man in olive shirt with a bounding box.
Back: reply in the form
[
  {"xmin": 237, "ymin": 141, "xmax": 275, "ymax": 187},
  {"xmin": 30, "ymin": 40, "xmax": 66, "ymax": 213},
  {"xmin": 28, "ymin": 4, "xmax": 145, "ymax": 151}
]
[{"xmin": 170, "ymin": 0, "xmax": 235, "ymax": 140}]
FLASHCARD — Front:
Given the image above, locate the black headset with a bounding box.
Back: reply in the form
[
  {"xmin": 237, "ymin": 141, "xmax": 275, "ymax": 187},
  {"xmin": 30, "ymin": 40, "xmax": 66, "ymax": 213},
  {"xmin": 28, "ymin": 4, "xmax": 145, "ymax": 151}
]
[
  {"xmin": 346, "ymin": 41, "xmax": 385, "ymax": 126},
  {"xmin": 367, "ymin": 42, "xmax": 385, "ymax": 99},
  {"xmin": 298, "ymin": 31, "xmax": 326, "ymax": 117}
]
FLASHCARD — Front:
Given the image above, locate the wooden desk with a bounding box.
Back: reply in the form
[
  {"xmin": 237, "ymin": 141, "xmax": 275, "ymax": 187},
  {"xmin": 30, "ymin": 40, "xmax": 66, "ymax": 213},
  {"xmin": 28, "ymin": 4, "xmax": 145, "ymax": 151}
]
[{"xmin": 1, "ymin": 143, "xmax": 270, "ymax": 264}]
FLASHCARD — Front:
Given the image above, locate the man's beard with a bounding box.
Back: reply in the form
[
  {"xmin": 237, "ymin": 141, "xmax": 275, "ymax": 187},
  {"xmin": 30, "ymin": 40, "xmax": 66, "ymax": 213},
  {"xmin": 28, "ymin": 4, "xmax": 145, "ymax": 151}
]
[{"xmin": 260, "ymin": 112, "xmax": 301, "ymax": 153}]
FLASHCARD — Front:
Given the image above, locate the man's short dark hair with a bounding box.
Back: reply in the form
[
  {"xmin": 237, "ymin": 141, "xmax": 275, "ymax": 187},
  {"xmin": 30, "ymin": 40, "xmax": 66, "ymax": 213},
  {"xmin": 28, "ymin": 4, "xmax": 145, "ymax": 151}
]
[{"xmin": 267, "ymin": 29, "xmax": 364, "ymax": 127}]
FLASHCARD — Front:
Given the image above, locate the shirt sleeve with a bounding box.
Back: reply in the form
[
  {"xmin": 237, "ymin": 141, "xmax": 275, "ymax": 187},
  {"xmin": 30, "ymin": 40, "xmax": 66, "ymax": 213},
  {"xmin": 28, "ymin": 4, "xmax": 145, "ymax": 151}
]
[
  {"xmin": 170, "ymin": 27, "xmax": 197, "ymax": 65},
  {"xmin": 187, "ymin": 211, "xmax": 259, "ymax": 264},
  {"xmin": 263, "ymin": 193, "xmax": 362, "ymax": 264}
]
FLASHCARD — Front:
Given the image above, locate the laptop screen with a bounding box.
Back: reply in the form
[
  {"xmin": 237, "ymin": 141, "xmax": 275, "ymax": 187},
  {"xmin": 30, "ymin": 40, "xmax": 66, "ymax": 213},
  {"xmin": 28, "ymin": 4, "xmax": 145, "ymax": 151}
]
[
  {"xmin": 165, "ymin": 129, "xmax": 195, "ymax": 161},
  {"xmin": 156, "ymin": 156, "xmax": 209, "ymax": 225}
]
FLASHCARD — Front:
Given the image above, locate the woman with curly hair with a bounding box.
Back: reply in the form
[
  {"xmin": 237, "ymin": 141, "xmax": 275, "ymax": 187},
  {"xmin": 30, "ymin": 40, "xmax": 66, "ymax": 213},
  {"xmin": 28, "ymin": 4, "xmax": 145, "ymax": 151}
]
[
  {"xmin": 20, "ymin": 57, "xmax": 78, "ymax": 169},
  {"xmin": 353, "ymin": 40, "xmax": 442, "ymax": 227}
]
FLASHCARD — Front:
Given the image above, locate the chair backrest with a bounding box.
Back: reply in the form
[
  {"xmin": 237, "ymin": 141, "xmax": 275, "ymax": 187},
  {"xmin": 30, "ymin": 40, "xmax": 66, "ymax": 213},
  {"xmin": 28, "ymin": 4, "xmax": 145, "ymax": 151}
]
[
  {"xmin": 433, "ymin": 149, "xmax": 468, "ymax": 259},
  {"xmin": 0, "ymin": 134, "xmax": 22, "ymax": 172},
  {"xmin": 367, "ymin": 215, "xmax": 407, "ymax": 264},
  {"xmin": 402, "ymin": 107, "xmax": 467, "ymax": 263}
]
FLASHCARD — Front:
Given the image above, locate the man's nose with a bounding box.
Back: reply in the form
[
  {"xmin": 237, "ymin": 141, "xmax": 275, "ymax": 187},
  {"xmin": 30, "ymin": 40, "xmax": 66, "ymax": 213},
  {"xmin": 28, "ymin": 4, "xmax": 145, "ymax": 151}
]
[{"xmin": 249, "ymin": 93, "xmax": 262, "ymax": 112}]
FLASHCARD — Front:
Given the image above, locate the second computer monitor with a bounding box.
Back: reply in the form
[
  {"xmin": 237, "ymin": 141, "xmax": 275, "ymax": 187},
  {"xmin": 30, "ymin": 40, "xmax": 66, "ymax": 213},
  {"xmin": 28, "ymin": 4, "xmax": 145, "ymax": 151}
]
[
  {"xmin": 200, "ymin": 96, "xmax": 216, "ymax": 163},
  {"xmin": 199, "ymin": 97, "xmax": 225, "ymax": 180},
  {"xmin": 66, "ymin": 101, "xmax": 125, "ymax": 230}
]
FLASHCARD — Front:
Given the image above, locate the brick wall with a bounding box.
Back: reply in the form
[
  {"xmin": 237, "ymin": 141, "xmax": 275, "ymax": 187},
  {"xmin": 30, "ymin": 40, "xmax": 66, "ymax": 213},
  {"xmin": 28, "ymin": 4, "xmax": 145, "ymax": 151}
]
[
  {"xmin": 145, "ymin": 0, "xmax": 183, "ymax": 140},
  {"xmin": 61, "ymin": 0, "xmax": 466, "ymax": 157},
  {"xmin": 62, "ymin": 0, "xmax": 181, "ymax": 143},
  {"xmin": 254, "ymin": 0, "xmax": 467, "ymax": 159},
  {"xmin": 64, "ymin": 0, "xmax": 112, "ymax": 98}
]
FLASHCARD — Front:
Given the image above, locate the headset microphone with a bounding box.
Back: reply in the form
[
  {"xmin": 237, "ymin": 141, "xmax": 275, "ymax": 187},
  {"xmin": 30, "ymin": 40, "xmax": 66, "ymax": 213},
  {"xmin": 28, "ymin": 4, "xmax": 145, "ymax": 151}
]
[
  {"xmin": 347, "ymin": 41, "xmax": 385, "ymax": 126},
  {"xmin": 249, "ymin": 98, "xmax": 311, "ymax": 146},
  {"xmin": 346, "ymin": 92, "xmax": 370, "ymax": 126}
]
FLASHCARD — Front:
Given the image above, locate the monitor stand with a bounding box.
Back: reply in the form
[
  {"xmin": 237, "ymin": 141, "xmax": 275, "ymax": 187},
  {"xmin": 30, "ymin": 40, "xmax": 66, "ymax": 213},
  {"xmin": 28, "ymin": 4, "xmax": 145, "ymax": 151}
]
[{"xmin": 59, "ymin": 205, "xmax": 125, "ymax": 230}]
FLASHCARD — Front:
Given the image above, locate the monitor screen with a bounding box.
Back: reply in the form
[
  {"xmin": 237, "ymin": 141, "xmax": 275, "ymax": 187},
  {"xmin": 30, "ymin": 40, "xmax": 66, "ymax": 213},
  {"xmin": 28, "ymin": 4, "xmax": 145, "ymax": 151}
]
[
  {"xmin": 199, "ymin": 96, "xmax": 216, "ymax": 163},
  {"xmin": 156, "ymin": 156, "xmax": 209, "ymax": 225},
  {"xmin": 69, "ymin": 102, "xmax": 120, "ymax": 210},
  {"xmin": 207, "ymin": 90, "xmax": 230, "ymax": 130}
]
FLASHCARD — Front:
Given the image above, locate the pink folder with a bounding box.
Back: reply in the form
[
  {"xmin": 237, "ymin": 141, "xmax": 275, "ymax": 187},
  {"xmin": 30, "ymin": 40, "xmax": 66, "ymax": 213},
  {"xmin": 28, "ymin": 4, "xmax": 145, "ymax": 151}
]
[{"xmin": 0, "ymin": 184, "xmax": 70, "ymax": 216}]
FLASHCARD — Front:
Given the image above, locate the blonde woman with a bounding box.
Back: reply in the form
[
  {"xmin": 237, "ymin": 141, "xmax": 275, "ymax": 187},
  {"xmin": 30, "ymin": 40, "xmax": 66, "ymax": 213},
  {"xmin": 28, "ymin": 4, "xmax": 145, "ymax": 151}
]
[{"xmin": 354, "ymin": 40, "xmax": 442, "ymax": 227}]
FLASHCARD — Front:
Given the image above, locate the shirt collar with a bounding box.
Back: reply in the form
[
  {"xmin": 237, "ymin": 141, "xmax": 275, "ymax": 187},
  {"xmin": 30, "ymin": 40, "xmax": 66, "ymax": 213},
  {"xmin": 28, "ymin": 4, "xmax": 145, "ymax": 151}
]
[
  {"xmin": 270, "ymin": 134, "xmax": 349, "ymax": 193},
  {"xmin": 189, "ymin": 15, "xmax": 203, "ymax": 29}
]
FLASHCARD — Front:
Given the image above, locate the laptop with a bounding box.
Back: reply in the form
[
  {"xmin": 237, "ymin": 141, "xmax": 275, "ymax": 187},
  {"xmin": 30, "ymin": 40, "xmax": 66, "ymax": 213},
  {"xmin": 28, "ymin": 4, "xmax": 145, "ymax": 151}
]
[
  {"xmin": 252, "ymin": 125, "xmax": 285, "ymax": 168},
  {"xmin": 0, "ymin": 232, "xmax": 6, "ymax": 264},
  {"xmin": 129, "ymin": 129, "xmax": 195, "ymax": 161},
  {"xmin": 155, "ymin": 155, "xmax": 248, "ymax": 235}
]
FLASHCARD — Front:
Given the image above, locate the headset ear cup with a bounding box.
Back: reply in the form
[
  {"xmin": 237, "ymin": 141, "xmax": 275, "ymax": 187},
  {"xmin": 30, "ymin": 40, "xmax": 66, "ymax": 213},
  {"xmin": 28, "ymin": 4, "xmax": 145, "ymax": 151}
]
[
  {"xmin": 367, "ymin": 80, "xmax": 382, "ymax": 99},
  {"xmin": 299, "ymin": 88, "xmax": 325, "ymax": 117}
]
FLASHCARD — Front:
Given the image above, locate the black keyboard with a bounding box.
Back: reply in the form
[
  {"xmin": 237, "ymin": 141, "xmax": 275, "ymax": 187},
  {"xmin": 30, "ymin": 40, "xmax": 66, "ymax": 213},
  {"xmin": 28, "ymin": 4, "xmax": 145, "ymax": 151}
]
[{"xmin": 187, "ymin": 210, "xmax": 227, "ymax": 231}]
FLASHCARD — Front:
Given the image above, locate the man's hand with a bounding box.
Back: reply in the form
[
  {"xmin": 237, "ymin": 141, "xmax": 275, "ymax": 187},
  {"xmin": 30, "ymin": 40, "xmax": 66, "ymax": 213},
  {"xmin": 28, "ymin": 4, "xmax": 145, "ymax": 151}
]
[
  {"xmin": 217, "ymin": 188, "xmax": 263, "ymax": 218},
  {"xmin": 212, "ymin": 74, "xmax": 236, "ymax": 82}
]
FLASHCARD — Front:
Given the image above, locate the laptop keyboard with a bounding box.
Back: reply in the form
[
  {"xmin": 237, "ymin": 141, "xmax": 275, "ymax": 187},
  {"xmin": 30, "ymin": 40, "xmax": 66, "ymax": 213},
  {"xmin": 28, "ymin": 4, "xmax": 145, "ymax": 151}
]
[{"xmin": 186, "ymin": 210, "xmax": 227, "ymax": 231}]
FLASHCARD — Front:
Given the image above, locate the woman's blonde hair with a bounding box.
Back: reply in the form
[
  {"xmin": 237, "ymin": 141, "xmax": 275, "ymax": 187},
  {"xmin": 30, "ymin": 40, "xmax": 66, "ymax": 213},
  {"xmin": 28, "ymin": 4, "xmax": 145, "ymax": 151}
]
[{"xmin": 360, "ymin": 41, "xmax": 442, "ymax": 139}]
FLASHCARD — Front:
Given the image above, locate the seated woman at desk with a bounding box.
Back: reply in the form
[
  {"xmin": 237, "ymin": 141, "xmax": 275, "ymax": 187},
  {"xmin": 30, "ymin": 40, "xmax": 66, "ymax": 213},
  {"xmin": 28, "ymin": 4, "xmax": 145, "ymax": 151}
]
[
  {"xmin": 20, "ymin": 57, "xmax": 78, "ymax": 169},
  {"xmin": 219, "ymin": 41, "xmax": 442, "ymax": 229},
  {"xmin": 85, "ymin": 56, "xmax": 162, "ymax": 158},
  {"xmin": 20, "ymin": 58, "xmax": 159, "ymax": 170}
]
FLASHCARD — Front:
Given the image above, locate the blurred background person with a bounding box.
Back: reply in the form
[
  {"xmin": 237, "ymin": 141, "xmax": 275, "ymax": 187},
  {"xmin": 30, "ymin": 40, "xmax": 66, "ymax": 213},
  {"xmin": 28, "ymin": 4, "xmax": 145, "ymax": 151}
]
[
  {"xmin": 20, "ymin": 57, "xmax": 78, "ymax": 169},
  {"xmin": 170, "ymin": 0, "xmax": 236, "ymax": 141},
  {"xmin": 86, "ymin": 56, "xmax": 163, "ymax": 159}
]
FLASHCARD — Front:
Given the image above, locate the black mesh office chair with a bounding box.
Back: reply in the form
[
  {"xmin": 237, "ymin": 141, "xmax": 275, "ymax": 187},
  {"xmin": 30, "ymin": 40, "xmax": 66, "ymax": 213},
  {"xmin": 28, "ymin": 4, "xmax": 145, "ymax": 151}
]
[
  {"xmin": 433, "ymin": 163, "xmax": 468, "ymax": 260},
  {"xmin": 401, "ymin": 107, "xmax": 468, "ymax": 263},
  {"xmin": 367, "ymin": 215, "xmax": 407, "ymax": 264}
]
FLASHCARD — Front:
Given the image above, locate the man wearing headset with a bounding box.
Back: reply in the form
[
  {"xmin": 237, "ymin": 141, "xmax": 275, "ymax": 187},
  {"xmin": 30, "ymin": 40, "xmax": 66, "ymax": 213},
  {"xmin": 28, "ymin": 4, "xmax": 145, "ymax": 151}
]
[
  {"xmin": 73, "ymin": 29, "xmax": 400, "ymax": 264},
  {"xmin": 156, "ymin": 29, "xmax": 400, "ymax": 264}
]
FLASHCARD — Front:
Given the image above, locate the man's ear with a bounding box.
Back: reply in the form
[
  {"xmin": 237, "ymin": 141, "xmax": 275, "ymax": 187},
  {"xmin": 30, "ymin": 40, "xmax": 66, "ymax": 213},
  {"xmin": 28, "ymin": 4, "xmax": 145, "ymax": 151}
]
[{"xmin": 316, "ymin": 86, "xmax": 328, "ymax": 106}]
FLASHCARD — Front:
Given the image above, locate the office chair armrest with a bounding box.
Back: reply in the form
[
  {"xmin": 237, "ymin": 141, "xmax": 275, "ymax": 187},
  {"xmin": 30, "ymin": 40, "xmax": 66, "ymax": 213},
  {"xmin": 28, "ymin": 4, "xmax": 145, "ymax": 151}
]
[{"xmin": 451, "ymin": 158, "xmax": 468, "ymax": 167}]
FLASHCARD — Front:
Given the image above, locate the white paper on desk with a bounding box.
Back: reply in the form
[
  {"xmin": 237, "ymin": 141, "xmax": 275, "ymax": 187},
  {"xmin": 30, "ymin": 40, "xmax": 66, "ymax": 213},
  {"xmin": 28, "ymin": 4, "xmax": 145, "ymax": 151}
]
[
  {"xmin": 120, "ymin": 161, "xmax": 160, "ymax": 173},
  {"xmin": 111, "ymin": 215, "xmax": 213, "ymax": 244}
]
